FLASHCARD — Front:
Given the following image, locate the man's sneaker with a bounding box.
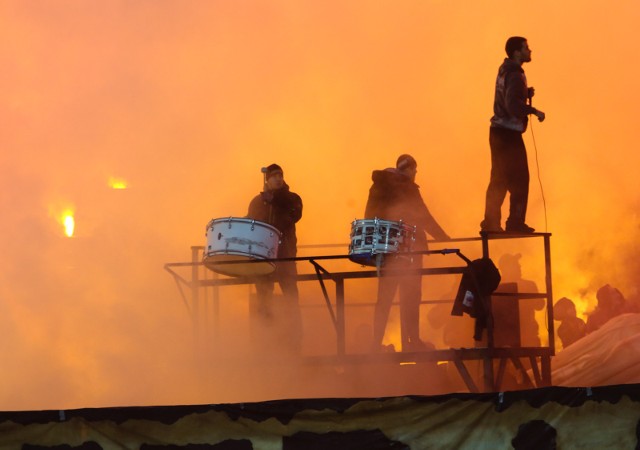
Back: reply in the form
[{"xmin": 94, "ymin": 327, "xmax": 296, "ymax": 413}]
[{"xmin": 505, "ymin": 223, "xmax": 535, "ymax": 234}]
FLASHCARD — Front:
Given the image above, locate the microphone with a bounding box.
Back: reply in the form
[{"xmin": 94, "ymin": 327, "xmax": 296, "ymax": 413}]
[{"xmin": 261, "ymin": 167, "xmax": 267, "ymax": 173}]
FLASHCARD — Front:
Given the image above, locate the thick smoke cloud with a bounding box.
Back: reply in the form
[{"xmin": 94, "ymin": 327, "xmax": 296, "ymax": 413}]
[{"xmin": 0, "ymin": 1, "xmax": 638, "ymax": 409}]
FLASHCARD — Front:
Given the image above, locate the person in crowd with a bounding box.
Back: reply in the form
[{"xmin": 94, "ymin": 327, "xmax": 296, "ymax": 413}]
[
  {"xmin": 585, "ymin": 284, "xmax": 635, "ymax": 334},
  {"xmin": 497, "ymin": 253, "xmax": 545, "ymax": 347},
  {"xmin": 553, "ymin": 296, "xmax": 586, "ymax": 349}
]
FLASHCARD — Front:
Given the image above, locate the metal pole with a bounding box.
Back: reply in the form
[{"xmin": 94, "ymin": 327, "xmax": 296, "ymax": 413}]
[
  {"xmin": 336, "ymin": 277, "xmax": 345, "ymax": 356},
  {"xmin": 191, "ymin": 246, "xmax": 201, "ymax": 346},
  {"xmin": 481, "ymin": 233, "xmax": 490, "ymax": 258},
  {"xmin": 543, "ymin": 234, "xmax": 554, "ymax": 386}
]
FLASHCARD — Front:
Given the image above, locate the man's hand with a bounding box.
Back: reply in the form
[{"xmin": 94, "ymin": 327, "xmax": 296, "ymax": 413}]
[
  {"xmin": 261, "ymin": 191, "xmax": 274, "ymax": 203},
  {"xmin": 534, "ymin": 109, "xmax": 546, "ymax": 122}
]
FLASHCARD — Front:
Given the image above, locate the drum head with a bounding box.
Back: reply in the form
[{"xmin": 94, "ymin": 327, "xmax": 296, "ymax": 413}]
[
  {"xmin": 203, "ymin": 254, "xmax": 275, "ymax": 277},
  {"xmin": 348, "ymin": 253, "xmax": 381, "ymax": 267}
]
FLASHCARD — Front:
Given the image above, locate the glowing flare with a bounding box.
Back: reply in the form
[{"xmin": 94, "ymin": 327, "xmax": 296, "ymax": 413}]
[
  {"xmin": 109, "ymin": 177, "xmax": 127, "ymax": 189},
  {"xmin": 63, "ymin": 213, "xmax": 75, "ymax": 237}
]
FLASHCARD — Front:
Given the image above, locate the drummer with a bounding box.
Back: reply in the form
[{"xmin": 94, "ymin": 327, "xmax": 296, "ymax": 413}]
[
  {"xmin": 247, "ymin": 164, "xmax": 303, "ymax": 345},
  {"xmin": 365, "ymin": 154, "xmax": 450, "ymax": 352}
]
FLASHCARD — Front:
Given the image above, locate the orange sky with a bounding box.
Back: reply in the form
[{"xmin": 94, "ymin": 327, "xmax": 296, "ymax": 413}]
[{"xmin": 1, "ymin": 1, "xmax": 639, "ymax": 410}]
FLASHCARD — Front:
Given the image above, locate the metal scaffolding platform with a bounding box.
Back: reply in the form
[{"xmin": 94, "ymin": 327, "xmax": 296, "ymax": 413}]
[{"xmin": 165, "ymin": 232, "xmax": 554, "ymax": 393}]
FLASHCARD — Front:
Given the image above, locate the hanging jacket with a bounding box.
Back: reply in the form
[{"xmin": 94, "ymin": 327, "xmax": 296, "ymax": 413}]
[{"xmin": 451, "ymin": 258, "xmax": 501, "ymax": 341}]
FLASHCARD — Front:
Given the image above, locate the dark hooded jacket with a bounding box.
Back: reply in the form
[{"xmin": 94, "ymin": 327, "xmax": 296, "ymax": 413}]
[
  {"xmin": 490, "ymin": 58, "xmax": 537, "ymax": 133},
  {"xmin": 364, "ymin": 168, "xmax": 448, "ymax": 251},
  {"xmin": 451, "ymin": 257, "xmax": 501, "ymax": 342},
  {"xmin": 247, "ymin": 182, "xmax": 302, "ymax": 258}
]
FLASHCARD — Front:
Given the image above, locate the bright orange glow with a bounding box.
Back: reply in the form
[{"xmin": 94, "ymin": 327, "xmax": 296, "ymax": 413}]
[
  {"xmin": 49, "ymin": 205, "xmax": 76, "ymax": 237},
  {"xmin": 1, "ymin": 1, "xmax": 639, "ymax": 411},
  {"xmin": 108, "ymin": 178, "xmax": 127, "ymax": 189},
  {"xmin": 62, "ymin": 213, "xmax": 75, "ymax": 237}
]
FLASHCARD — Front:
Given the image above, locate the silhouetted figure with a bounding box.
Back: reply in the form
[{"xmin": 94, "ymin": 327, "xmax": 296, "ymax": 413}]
[
  {"xmin": 498, "ymin": 253, "xmax": 544, "ymax": 347},
  {"xmin": 511, "ymin": 419, "xmax": 557, "ymax": 450},
  {"xmin": 247, "ymin": 163, "xmax": 303, "ymax": 350},
  {"xmin": 585, "ymin": 284, "xmax": 634, "ymax": 334},
  {"xmin": 365, "ymin": 154, "xmax": 450, "ymax": 352},
  {"xmin": 428, "ymin": 300, "xmax": 476, "ymax": 349},
  {"xmin": 554, "ymin": 297, "xmax": 586, "ymax": 349},
  {"xmin": 481, "ymin": 36, "xmax": 546, "ymax": 234},
  {"xmin": 628, "ymin": 289, "xmax": 640, "ymax": 315}
]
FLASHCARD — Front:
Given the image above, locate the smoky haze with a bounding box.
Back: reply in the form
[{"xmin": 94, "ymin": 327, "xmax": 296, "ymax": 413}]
[{"xmin": 0, "ymin": 1, "xmax": 638, "ymax": 410}]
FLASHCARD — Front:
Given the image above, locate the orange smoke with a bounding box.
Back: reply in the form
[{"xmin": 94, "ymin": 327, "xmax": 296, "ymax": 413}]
[{"xmin": 0, "ymin": 1, "xmax": 638, "ymax": 410}]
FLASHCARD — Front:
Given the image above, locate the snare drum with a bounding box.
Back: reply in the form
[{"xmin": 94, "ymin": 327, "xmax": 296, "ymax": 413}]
[
  {"xmin": 203, "ymin": 217, "xmax": 281, "ymax": 276},
  {"xmin": 348, "ymin": 218, "xmax": 415, "ymax": 266}
]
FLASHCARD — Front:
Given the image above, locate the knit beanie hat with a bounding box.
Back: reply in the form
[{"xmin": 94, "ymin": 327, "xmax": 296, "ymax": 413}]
[
  {"xmin": 265, "ymin": 163, "xmax": 283, "ymax": 179},
  {"xmin": 396, "ymin": 154, "xmax": 417, "ymax": 171}
]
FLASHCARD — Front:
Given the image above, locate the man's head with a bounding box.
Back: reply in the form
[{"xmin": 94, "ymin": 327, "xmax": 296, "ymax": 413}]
[
  {"xmin": 396, "ymin": 154, "xmax": 417, "ymax": 181},
  {"xmin": 596, "ymin": 284, "xmax": 625, "ymax": 311},
  {"xmin": 505, "ymin": 36, "xmax": 532, "ymax": 64},
  {"xmin": 554, "ymin": 297, "xmax": 577, "ymax": 321},
  {"xmin": 498, "ymin": 253, "xmax": 522, "ymax": 281},
  {"xmin": 264, "ymin": 163, "xmax": 284, "ymax": 190}
]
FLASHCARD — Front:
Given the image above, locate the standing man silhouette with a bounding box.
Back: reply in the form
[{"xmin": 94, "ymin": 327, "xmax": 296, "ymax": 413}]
[
  {"xmin": 247, "ymin": 164, "xmax": 303, "ymax": 351},
  {"xmin": 365, "ymin": 154, "xmax": 450, "ymax": 352},
  {"xmin": 481, "ymin": 36, "xmax": 546, "ymax": 234}
]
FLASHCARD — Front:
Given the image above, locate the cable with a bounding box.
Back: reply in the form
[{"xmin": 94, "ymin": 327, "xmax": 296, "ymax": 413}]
[{"xmin": 529, "ymin": 114, "xmax": 548, "ymax": 233}]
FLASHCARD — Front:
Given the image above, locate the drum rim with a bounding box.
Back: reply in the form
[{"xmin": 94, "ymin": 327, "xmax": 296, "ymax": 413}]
[
  {"xmin": 351, "ymin": 218, "xmax": 416, "ymax": 230},
  {"xmin": 203, "ymin": 256, "xmax": 276, "ymax": 277},
  {"xmin": 203, "ymin": 250, "xmax": 274, "ymax": 260},
  {"xmin": 208, "ymin": 216, "xmax": 281, "ymax": 235}
]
